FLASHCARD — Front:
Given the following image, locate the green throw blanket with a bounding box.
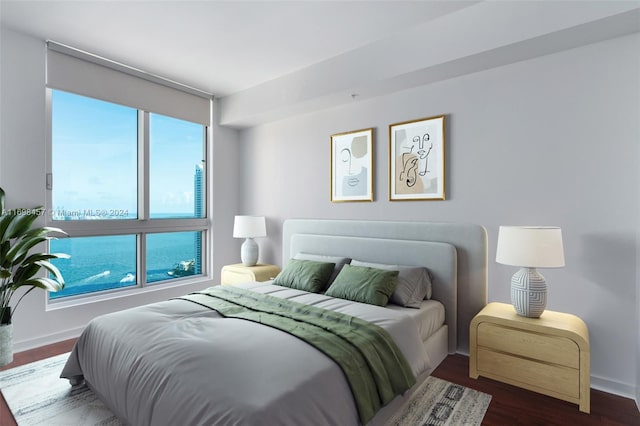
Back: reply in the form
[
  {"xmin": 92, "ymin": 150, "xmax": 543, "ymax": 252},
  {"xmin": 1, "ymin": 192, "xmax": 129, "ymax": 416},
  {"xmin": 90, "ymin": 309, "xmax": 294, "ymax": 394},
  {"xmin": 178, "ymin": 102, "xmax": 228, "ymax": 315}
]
[{"xmin": 177, "ymin": 286, "xmax": 416, "ymax": 424}]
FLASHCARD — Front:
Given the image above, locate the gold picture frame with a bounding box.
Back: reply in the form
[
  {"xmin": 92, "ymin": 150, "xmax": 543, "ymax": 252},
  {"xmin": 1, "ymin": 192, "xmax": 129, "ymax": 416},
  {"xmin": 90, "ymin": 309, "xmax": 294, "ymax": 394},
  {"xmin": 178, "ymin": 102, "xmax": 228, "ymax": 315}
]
[
  {"xmin": 389, "ymin": 115, "xmax": 446, "ymax": 201},
  {"xmin": 330, "ymin": 128, "xmax": 373, "ymax": 202}
]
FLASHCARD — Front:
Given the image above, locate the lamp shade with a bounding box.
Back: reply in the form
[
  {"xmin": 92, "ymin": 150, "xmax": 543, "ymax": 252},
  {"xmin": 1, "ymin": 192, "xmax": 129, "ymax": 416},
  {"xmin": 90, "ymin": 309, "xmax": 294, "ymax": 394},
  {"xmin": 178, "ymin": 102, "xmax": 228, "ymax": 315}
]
[
  {"xmin": 496, "ymin": 226, "xmax": 565, "ymax": 268},
  {"xmin": 233, "ymin": 215, "xmax": 266, "ymax": 238}
]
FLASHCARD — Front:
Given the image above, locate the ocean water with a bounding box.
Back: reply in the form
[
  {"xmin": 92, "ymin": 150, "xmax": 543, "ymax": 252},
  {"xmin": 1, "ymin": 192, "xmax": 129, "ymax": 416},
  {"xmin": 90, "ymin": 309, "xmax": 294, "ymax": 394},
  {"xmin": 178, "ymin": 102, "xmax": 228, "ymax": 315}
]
[{"xmin": 50, "ymin": 231, "xmax": 200, "ymax": 298}]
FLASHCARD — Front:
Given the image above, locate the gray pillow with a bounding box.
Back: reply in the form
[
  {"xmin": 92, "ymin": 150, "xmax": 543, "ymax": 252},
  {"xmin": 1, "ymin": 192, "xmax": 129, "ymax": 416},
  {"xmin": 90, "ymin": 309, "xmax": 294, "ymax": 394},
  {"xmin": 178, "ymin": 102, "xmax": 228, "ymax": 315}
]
[
  {"xmin": 293, "ymin": 252, "xmax": 351, "ymax": 287},
  {"xmin": 350, "ymin": 260, "xmax": 432, "ymax": 308},
  {"xmin": 325, "ymin": 264, "xmax": 398, "ymax": 306},
  {"xmin": 273, "ymin": 259, "xmax": 335, "ymax": 293}
]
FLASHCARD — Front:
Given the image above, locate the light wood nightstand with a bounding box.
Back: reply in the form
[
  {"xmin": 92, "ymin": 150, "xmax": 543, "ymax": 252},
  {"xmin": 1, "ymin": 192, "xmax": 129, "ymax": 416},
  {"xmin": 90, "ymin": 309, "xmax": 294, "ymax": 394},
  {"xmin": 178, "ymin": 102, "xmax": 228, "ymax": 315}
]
[
  {"xmin": 470, "ymin": 302, "xmax": 590, "ymax": 413},
  {"xmin": 220, "ymin": 263, "xmax": 280, "ymax": 286}
]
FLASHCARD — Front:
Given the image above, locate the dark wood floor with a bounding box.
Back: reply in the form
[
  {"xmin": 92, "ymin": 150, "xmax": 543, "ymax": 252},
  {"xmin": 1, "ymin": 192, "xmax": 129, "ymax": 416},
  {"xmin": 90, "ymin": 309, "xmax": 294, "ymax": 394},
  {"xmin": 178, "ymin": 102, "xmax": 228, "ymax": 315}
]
[
  {"xmin": 431, "ymin": 354, "xmax": 640, "ymax": 426},
  {"xmin": 1, "ymin": 340, "xmax": 639, "ymax": 425}
]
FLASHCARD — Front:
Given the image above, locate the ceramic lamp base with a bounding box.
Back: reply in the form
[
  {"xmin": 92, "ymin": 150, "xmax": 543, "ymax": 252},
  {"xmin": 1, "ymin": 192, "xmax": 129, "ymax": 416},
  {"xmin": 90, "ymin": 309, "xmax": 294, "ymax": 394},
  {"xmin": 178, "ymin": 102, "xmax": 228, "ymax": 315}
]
[
  {"xmin": 511, "ymin": 267, "xmax": 547, "ymax": 318},
  {"xmin": 241, "ymin": 238, "xmax": 259, "ymax": 266}
]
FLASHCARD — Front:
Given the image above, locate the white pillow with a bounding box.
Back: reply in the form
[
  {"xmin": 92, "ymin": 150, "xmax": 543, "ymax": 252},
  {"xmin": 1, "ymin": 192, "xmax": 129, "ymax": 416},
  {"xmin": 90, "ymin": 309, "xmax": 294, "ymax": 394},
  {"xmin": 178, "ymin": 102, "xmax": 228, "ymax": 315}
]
[{"xmin": 349, "ymin": 260, "xmax": 432, "ymax": 308}]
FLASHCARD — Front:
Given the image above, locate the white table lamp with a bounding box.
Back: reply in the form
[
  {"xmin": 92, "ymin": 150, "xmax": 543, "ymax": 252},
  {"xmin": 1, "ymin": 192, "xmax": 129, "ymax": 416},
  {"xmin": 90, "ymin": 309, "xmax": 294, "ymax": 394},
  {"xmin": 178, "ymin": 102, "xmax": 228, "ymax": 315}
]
[
  {"xmin": 233, "ymin": 215, "xmax": 266, "ymax": 266},
  {"xmin": 496, "ymin": 226, "xmax": 565, "ymax": 318}
]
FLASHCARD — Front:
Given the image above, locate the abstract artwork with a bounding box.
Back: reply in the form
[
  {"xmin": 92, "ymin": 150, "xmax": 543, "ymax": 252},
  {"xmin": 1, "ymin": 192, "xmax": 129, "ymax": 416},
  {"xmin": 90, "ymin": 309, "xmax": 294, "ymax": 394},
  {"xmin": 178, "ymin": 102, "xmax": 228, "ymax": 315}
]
[
  {"xmin": 389, "ymin": 115, "xmax": 445, "ymax": 201},
  {"xmin": 330, "ymin": 128, "xmax": 373, "ymax": 202}
]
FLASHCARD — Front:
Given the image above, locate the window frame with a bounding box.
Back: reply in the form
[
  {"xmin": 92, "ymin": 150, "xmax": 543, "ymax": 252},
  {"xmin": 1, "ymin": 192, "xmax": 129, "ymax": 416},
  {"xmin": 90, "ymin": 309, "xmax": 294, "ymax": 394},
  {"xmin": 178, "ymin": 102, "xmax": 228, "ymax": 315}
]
[{"xmin": 44, "ymin": 88, "xmax": 211, "ymax": 305}]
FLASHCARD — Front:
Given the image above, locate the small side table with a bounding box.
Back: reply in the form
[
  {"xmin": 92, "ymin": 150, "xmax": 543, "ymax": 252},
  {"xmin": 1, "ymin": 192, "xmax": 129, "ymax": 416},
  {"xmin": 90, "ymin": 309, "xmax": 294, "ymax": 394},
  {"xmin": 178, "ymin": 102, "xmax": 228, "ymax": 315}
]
[
  {"xmin": 469, "ymin": 302, "xmax": 590, "ymax": 413},
  {"xmin": 221, "ymin": 263, "xmax": 280, "ymax": 286}
]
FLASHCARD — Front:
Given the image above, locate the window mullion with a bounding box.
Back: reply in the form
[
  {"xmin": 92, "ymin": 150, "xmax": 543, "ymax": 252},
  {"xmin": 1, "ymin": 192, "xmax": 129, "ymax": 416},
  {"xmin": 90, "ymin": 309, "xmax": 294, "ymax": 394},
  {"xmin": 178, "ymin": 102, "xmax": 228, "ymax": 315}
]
[
  {"xmin": 138, "ymin": 110, "xmax": 150, "ymax": 287},
  {"xmin": 138, "ymin": 234, "xmax": 147, "ymax": 289},
  {"xmin": 202, "ymin": 125, "xmax": 208, "ymax": 219},
  {"xmin": 138, "ymin": 110, "xmax": 150, "ymax": 221}
]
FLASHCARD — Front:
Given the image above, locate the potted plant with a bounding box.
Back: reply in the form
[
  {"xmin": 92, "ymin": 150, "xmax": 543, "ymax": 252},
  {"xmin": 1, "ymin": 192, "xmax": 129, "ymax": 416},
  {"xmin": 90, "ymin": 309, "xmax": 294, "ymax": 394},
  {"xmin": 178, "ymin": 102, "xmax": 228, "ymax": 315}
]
[{"xmin": 0, "ymin": 187, "xmax": 68, "ymax": 366}]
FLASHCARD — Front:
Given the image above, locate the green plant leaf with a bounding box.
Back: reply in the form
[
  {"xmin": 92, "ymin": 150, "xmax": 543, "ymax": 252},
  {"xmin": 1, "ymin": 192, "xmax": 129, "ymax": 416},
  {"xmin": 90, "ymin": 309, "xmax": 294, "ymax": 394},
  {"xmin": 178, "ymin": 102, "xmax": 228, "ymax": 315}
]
[
  {"xmin": 0, "ymin": 241, "xmax": 12, "ymax": 270},
  {"xmin": 22, "ymin": 226, "xmax": 67, "ymax": 240},
  {"xmin": 50, "ymin": 252, "xmax": 71, "ymax": 260},
  {"xmin": 0, "ymin": 187, "xmax": 4, "ymax": 213},
  {"xmin": 0, "ymin": 213, "xmax": 17, "ymax": 245},
  {"xmin": 13, "ymin": 277, "xmax": 63, "ymax": 292},
  {"xmin": 4, "ymin": 228, "xmax": 67, "ymax": 268},
  {"xmin": 12, "ymin": 252, "xmax": 69, "ymax": 284},
  {"xmin": 12, "ymin": 262, "xmax": 41, "ymax": 283},
  {"xmin": 4, "ymin": 211, "xmax": 40, "ymax": 241},
  {"xmin": 5, "ymin": 236, "xmax": 47, "ymax": 266},
  {"xmin": 45, "ymin": 226, "xmax": 67, "ymax": 236},
  {"xmin": 0, "ymin": 240, "xmax": 9, "ymax": 258},
  {"xmin": 21, "ymin": 252, "xmax": 70, "ymax": 264},
  {"xmin": 34, "ymin": 260, "xmax": 65, "ymax": 286},
  {"xmin": 20, "ymin": 227, "xmax": 50, "ymax": 241}
]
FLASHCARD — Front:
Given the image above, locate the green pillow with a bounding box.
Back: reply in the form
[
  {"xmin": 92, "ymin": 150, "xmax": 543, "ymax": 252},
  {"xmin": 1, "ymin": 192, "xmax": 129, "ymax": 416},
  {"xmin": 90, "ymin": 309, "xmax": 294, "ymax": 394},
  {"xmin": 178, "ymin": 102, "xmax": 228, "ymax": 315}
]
[
  {"xmin": 273, "ymin": 259, "xmax": 336, "ymax": 293},
  {"xmin": 325, "ymin": 264, "xmax": 399, "ymax": 306}
]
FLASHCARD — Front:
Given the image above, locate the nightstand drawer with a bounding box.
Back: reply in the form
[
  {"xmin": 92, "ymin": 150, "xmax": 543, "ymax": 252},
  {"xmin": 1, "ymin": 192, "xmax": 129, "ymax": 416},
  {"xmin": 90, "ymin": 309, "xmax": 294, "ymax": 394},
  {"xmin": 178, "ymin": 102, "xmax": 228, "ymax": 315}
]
[
  {"xmin": 477, "ymin": 348, "xmax": 579, "ymax": 399},
  {"xmin": 478, "ymin": 322, "xmax": 579, "ymax": 368}
]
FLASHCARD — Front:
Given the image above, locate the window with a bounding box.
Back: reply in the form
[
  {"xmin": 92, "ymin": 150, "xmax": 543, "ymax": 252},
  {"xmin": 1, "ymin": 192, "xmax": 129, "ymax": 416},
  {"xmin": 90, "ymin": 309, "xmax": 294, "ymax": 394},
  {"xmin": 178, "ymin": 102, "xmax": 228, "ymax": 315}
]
[
  {"xmin": 149, "ymin": 113, "xmax": 206, "ymax": 219},
  {"xmin": 48, "ymin": 90, "xmax": 209, "ymax": 300},
  {"xmin": 45, "ymin": 42, "xmax": 211, "ymax": 301},
  {"xmin": 51, "ymin": 91, "xmax": 138, "ymax": 219},
  {"xmin": 49, "ymin": 235, "xmax": 137, "ymax": 299}
]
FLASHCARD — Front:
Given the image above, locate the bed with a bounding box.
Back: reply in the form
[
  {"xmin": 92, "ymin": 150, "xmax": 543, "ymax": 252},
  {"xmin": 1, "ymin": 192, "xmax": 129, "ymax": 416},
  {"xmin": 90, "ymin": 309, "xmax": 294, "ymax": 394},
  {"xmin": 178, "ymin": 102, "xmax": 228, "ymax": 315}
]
[{"xmin": 61, "ymin": 219, "xmax": 487, "ymax": 425}]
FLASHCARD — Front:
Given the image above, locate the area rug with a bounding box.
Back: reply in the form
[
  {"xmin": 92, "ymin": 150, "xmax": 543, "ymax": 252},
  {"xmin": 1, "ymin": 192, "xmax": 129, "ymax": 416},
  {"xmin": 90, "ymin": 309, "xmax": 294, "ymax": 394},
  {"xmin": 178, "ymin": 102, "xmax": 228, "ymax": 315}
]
[
  {"xmin": 1, "ymin": 353, "xmax": 491, "ymax": 425},
  {"xmin": 0, "ymin": 353, "xmax": 121, "ymax": 425},
  {"xmin": 388, "ymin": 376, "xmax": 492, "ymax": 426}
]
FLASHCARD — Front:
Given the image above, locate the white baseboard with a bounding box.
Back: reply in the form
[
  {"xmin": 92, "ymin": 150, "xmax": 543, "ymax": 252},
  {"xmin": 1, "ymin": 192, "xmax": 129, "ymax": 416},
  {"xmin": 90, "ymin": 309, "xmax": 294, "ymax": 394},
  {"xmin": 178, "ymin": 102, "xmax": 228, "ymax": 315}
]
[
  {"xmin": 13, "ymin": 326, "xmax": 84, "ymax": 353},
  {"xmin": 590, "ymin": 374, "xmax": 636, "ymax": 400}
]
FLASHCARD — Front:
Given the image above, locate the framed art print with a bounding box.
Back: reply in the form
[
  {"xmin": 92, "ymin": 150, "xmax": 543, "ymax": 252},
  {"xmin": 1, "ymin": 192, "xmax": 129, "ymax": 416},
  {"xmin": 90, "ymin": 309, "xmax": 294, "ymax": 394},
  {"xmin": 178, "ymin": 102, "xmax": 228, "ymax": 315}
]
[
  {"xmin": 389, "ymin": 115, "xmax": 445, "ymax": 201},
  {"xmin": 330, "ymin": 128, "xmax": 373, "ymax": 202}
]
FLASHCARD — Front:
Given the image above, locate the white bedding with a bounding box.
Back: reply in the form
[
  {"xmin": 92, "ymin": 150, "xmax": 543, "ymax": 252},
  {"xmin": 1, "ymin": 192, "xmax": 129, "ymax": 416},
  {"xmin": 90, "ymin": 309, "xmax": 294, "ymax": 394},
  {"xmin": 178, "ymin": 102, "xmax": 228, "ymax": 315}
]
[
  {"xmin": 62, "ymin": 281, "xmax": 446, "ymax": 425},
  {"xmin": 235, "ymin": 281, "xmax": 445, "ymax": 376},
  {"xmin": 387, "ymin": 299, "xmax": 445, "ymax": 343}
]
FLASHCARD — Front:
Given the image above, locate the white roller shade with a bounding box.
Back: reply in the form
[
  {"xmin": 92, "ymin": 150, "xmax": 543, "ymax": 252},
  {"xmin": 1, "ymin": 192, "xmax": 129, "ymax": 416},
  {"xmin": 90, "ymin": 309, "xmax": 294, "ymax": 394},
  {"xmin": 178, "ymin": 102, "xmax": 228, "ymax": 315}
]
[{"xmin": 46, "ymin": 41, "xmax": 211, "ymax": 125}]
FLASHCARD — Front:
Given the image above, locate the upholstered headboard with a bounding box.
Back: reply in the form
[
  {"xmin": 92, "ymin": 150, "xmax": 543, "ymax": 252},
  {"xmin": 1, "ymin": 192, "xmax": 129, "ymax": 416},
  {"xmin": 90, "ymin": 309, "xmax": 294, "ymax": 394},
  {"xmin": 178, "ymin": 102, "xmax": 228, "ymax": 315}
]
[{"xmin": 282, "ymin": 219, "xmax": 488, "ymax": 354}]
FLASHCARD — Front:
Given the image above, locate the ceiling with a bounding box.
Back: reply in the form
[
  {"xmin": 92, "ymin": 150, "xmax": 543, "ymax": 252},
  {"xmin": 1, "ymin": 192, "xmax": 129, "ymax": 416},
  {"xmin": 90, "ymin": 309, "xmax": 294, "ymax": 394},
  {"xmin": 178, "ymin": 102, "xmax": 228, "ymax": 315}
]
[
  {"xmin": 1, "ymin": 1, "xmax": 639, "ymax": 127},
  {"xmin": 0, "ymin": 0, "xmax": 476, "ymax": 96}
]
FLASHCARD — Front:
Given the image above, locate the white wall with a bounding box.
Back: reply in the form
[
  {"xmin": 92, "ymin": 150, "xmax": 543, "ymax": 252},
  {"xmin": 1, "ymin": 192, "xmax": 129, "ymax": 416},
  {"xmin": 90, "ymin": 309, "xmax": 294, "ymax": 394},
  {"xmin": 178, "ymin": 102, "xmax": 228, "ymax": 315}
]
[
  {"xmin": 238, "ymin": 34, "xmax": 640, "ymax": 398},
  {"xmin": 0, "ymin": 28, "xmax": 241, "ymax": 351}
]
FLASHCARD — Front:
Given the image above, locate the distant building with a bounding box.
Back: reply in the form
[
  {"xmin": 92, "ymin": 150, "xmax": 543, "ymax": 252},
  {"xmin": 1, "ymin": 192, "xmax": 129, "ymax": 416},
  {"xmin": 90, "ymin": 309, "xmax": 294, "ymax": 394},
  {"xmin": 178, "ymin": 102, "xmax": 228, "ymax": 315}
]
[{"xmin": 194, "ymin": 163, "xmax": 204, "ymax": 274}]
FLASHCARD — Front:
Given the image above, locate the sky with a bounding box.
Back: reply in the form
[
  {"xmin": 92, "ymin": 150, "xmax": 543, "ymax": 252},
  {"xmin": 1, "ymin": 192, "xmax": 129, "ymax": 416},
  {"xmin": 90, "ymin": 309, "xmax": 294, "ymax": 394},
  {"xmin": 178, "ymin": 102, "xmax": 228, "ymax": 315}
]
[{"xmin": 51, "ymin": 90, "xmax": 205, "ymax": 217}]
